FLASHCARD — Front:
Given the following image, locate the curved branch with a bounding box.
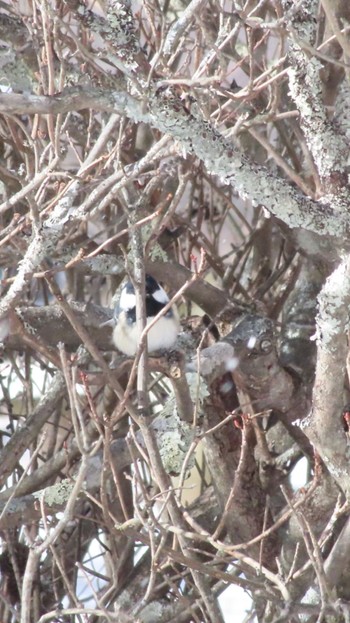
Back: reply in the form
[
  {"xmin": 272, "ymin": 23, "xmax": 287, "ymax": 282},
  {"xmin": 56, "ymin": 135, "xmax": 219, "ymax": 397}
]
[
  {"xmin": 0, "ymin": 87, "xmax": 348, "ymax": 244},
  {"xmin": 303, "ymin": 257, "xmax": 350, "ymax": 498}
]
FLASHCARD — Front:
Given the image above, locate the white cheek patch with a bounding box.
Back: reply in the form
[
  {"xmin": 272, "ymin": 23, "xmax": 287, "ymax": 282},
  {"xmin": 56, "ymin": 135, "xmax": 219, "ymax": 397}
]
[
  {"xmin": 119, "ymin": 289, "xmax": 136, "ymax": 311},
  {"xmin": 152, "ymin": 285, "xmax": 169, "ymax": 304}
]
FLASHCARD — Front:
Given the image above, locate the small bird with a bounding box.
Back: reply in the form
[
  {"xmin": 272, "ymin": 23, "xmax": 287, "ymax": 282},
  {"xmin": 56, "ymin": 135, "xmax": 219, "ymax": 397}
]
[{"xmin": 113, "ymin": 274, "xmax": 180, "ymax": 356}]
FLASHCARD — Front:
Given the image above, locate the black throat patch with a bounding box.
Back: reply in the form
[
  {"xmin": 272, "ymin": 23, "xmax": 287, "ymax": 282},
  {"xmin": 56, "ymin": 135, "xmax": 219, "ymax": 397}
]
[{"xmin": 126, "ymin": 296, "xmax": 173, "ymax": 324}]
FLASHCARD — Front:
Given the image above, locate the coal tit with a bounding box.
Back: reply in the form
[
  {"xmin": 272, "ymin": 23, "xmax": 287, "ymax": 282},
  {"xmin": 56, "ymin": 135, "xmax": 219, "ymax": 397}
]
[{"xmin": 113, "ymin": 274, "xmax": 180, "ymax": 356}]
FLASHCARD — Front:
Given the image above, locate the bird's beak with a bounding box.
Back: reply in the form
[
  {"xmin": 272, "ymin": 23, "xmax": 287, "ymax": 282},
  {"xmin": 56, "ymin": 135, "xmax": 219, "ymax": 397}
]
[{"xmin": 100, "ymin": 318, "xmax": 114, "ymax": 328}]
